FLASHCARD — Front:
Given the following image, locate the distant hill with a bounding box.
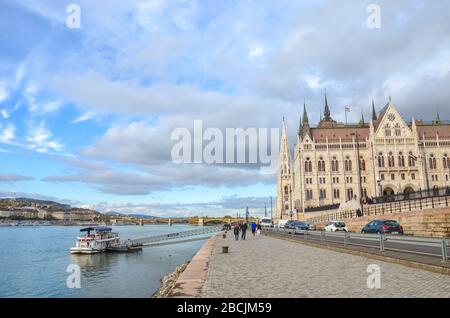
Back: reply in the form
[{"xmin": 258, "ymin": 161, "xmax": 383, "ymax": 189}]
[
  {"xmin": 104, "ymin": 211, "xmax": 159, "ymax": 219},
  {"xmin": 104, "ymin": 211, "xmax": 126, "ymax": 216}
]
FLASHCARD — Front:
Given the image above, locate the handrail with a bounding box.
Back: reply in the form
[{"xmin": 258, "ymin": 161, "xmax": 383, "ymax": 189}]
[{"xmin": 265, "ymin": 228, "xmax": 449, "ymax": 262}]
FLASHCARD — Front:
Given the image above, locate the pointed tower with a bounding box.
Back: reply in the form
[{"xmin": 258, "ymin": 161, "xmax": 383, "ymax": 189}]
[
  {"xmin": 276, "ymin": 118, "xmax": 293, "ymax": 220},
  {"xmin": 324, "ymin": 91, "xmax": 331, "ymax": 121},
  {"xmin": 318, "ymin": 91, "xmax": 337, "ymax": 127},
  {"xmin": 300, "ymin": 102, "xmax": 311, "ymax": 140},
  {"xmin": 359, "ymin": 112, "xmax": 365, "ymax": 126},
  {"xmin": 434, "ymin": 111, "xmax": 442, "ymax": 125},
  {"xmin": 297, "ymin": 102, "xmax": 303, "ymax": 137},
  {"xmin": 371, "ymin": 98, "xmax": 377, "ymax": 121}
]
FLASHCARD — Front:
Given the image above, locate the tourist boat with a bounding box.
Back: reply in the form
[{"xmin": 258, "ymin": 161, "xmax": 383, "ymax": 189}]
[{"xmin": 70, "ymin": 226, "xmax": 120, "ymax": 254}]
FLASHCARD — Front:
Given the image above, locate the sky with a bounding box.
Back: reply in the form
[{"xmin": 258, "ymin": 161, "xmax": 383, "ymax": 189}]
[{"xmin": 0, "ymin": 0, "xmax": 449, "ymax": 217}]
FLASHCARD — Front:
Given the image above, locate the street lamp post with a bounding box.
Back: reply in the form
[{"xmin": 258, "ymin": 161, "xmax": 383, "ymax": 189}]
[{"xmin": 351, "ymin": 132, "xmax": 364, "ymax": 215}]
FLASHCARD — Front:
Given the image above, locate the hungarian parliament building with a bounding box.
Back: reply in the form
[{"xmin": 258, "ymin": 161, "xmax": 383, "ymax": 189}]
[{"xmin": 276, "ymin": 96, "xmax": 450, "ymax": 219}]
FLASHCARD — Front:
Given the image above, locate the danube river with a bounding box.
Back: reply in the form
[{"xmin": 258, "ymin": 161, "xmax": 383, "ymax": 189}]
[{"xmin": 0, "ymin": 224, "xmax": 207, "ymax": 297}]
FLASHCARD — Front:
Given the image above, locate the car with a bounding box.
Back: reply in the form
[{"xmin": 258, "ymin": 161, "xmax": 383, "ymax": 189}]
[
  {"xmin": 324, "ymin": 221, "xmax": 348, "ymax": 232},
  {"xmin": 361, "ymin": 220, "xmax": 403, "ymax": 235},
  {"xmin": 277, "ymin": 219, "xmax": 289, "ymax": 228},
  {"xmin": 285, "ymin": 220, "xmax": 309, "ymax": 232},
  {"xmin": 307, "ymin": 223, "xmax": 316, "ymax": 231}
]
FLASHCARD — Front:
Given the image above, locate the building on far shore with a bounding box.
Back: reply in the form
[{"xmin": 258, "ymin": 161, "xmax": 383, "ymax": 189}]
[{"xmin": 276, "ymin": 96, "xmax": 450, "ymax": 220}]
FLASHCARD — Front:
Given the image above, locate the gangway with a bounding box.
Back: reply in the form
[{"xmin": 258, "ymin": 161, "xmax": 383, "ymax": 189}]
[{"xmin": 107, "ymin": 226, "xmax": 222, "ymax": 252}]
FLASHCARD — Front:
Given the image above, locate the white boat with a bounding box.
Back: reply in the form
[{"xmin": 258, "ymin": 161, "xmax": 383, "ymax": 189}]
[{"xmin": 70, "ymin": 226, "xmax": 120, "ymax": 254}]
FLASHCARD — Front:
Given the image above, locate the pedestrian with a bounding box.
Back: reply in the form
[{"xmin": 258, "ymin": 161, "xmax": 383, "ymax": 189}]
[
  {"xmin": 257, "ymin": 223, "xmax": 262, "ymax": 235},
  {"xmin": 251, "ymin": 222, "xmax": 257, "ymax": 236},
  {"xmin": 233, "ymin": 223, "xmax": 240, "ymax": 241},
  {"xmin": 240, "ymin": 222, "xmax": 247, "ymax": 240}
]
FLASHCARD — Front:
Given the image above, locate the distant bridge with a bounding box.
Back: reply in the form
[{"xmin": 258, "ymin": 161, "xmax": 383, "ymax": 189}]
[{"xmin": 107, "ymin": 226, "xmax": 223, "ymax": 252}]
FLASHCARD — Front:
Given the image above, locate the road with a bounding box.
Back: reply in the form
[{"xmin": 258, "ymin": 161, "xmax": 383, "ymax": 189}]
[{"xmin": 271, "ymin": 229, "xmax": 449, "ymax": 260}]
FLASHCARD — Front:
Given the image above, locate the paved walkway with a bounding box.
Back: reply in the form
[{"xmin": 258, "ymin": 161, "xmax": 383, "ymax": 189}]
[{"xmin": 201, "ymin": 232, "xmax": 450, "ymax": 298}]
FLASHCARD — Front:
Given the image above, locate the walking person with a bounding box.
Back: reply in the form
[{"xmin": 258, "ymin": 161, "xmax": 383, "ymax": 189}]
[
  {"xmin": 240, "ymin": 222, "xmax": 247, "ymax": 240},
  {"xmin": 251, "ymin": 221, "xmax": 257, "ymax": 237},
  {"xmin": 233, "ymin": 223, "xmax": 240, "ymax": 241}
]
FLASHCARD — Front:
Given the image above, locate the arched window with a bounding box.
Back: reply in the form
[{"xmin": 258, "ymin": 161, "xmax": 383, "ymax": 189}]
[
  {"xmin": 304, "ymin": 157, "xmax": 312, "ymax": 172},
  {"xmin": 360, "ymin": 156, "xmax": 366, "ymax": 171},
  {"xmin": 443, "ymin": 154, "xmax": 450, "ymax": 169},
  {"xmin": 306, "ymin": 189, "xmax": 313, "ymax": 200},
  {"xmin": 345, "ymin": 156, "xmax": 352, "ymax": 172},
  {"xmin": 319, "ymin": 189, "xmax": 326, "ymax": 199},
  {"xmin": 378, "ymin": 152, "xmax": 385, "ymax": 167},
  {"xmin": 395, "ymin": 123, "xmax": 401, "ymax": 136},
  {"xmin": 347, "ymin": 188, "xmax": 354, "ymax": 201},
  {"xmin": 384, "ymin": 124, "xmax": 391, "ymax": 137},
  {"xmin": 408, "ymin": 151, "xmax": 415, "ymax": 167},
  {"xmin": 429, "ymin": 154, "xmax": 437, "ymax": 170},
  {"xmin": 398, "ymin": 152, "xmax": 405, "ymax": 167},
  {"xmin": 284, "ymin": 185, "xmax": 289, "ymax": 195},
  {"xmin": 388, "ymin": 152, "xmax": 395, "ymax": 167},
  {"xmin": 331, "ymin": 156, "xmax": 339, "ymax": 172},
  {"xmin": 318, "ymin": 157, "xmax": 326, "ymax": 172}
]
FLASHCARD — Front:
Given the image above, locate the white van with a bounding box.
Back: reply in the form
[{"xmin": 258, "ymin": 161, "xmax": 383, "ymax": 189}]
[{"xmin": 260, "ymin": 217, "xmax": 273, "ymax": 228}]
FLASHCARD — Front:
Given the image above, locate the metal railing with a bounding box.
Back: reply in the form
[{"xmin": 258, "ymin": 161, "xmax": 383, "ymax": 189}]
[
  {"xmin": 371, "ymin": 186, "xmax": 450, "ymax": 204},
  {"xmin": 264, "ymin": 228, "xmax": 449, "ymax": 262},
  {"xmin": 112, "ymin": 226, "xmax": 222, "ymax": 248},
  {"xmin": 307, "ymin": 194, "xmax": 450, "ymax": 224}
]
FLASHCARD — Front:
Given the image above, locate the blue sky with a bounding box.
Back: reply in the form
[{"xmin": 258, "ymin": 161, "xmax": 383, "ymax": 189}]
[{"xmin": 1, "ymin": 0, "xmax": 450, "ymax": 216}]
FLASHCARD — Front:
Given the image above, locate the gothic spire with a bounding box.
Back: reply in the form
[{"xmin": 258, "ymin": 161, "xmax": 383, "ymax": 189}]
[
  {"xmin": 324, "ymin": 90, "xmax": 331, "ymax": 121},
  {"xmin": 297, "ymin": 107, "xmax": 302, "ymax": 137},
  {"xmin": 434, "ymin": 111, "xmax": 442, "ymax": 125},
  {"xmin": 302, "ymin": 102, "xmax": 309, "ymax": 125},
  {"xmin": 371, "ymin": 98, "xmax": 377, "ymax": 121}
]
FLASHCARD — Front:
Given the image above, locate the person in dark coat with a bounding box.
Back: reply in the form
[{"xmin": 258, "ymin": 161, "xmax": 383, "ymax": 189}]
[
  {"xmin": 233, "ymin": 224, "xmax": 240, "ymax": 240},
  {"xmin": 240, "ymin": 222, "xmax": 247, "ymax": 240}
]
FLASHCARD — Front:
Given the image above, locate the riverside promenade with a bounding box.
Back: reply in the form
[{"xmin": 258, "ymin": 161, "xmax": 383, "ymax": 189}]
[{"xmin": 200, "ymin": 232, "xmax": 450, "ymax": 298}]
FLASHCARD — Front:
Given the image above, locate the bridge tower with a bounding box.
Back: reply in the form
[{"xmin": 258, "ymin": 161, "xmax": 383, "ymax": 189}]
[{"xmin": 198, "ymin": 218, "xmax": 204, "ymax": 227}]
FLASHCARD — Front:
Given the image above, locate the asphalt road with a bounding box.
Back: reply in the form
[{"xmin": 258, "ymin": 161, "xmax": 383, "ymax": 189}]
[{"xmin": 266, "ymin": 229, "xmax": 449, "ymax": 260}]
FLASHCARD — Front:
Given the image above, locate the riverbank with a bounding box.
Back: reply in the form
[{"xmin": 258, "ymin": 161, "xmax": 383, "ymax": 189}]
[
  {"xmin": 153, "ymin": 234, "xmax": 218, "ymax": 298},
  {"xmin": 152, "ymin": 261, "xmax": 190, "ymax": 298}
]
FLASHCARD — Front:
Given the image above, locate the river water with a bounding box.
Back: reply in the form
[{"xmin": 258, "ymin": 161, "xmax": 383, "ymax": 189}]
[{"xmin": 0, "ymin": 224, "xmax": 208, "ymax": 298}]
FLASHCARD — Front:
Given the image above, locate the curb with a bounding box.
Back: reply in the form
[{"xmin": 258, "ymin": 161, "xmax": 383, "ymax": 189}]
[
  {"xmin": 169, "ymin": 234, "xmax": 218, "ymax": 298},
  {"xmin": 264, "ymin": 233, "xmax": 450, "ymax": 276}
]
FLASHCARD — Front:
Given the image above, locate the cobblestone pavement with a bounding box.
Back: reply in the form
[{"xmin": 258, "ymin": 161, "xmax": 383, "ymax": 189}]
[{"xmin": 201, "ymin": 233, "xmax": 450, "ymax": 298}]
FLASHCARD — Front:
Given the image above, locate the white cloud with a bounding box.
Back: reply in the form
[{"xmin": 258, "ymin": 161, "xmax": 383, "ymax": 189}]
[
  {"xmin": 248, "ymin": 43, "xmax": 265, "ymax": 59},
  {"xmin": 0, "ymin": 124, "xmax": 16, "ymax": 144},
  {"xmin": 1, "ymin": 109, "xmax": 9, "ymax": 119},
  {"xmin": 27, "ymin": 122, "xmax": 63, "ymax": 153},
  {"xmin": 71, "ymin": 111, "xmax": 96, "ymax": 124}
]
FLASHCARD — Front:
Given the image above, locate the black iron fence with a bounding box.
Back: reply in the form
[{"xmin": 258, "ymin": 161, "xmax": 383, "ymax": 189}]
[
  {"xmin": 371, "ymin": 186, "xmax": 450, "ymax": 204},
  {"xmin": 307, "ymin": 193, "xmax": 450, "ymax": 224}
]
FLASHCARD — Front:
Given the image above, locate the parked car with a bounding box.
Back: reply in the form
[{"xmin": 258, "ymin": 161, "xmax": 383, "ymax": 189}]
[
  {"xmin": 324, "ymin": 221, "xmax": 348, "ymax": 232},
  {"xmin": 285, "ymin": 220, "xmax": 309, "ymax": 232},
  {"xmin": 361, "ymin": 220, "xmax": 403, "ymax": 235},
  {"xmin": 307, "ymin": 223, "xmax": 316, "ymax": 231},
  {"xmin": 277, "ymin": 219, "xmax": 288, "ymax": 228}
]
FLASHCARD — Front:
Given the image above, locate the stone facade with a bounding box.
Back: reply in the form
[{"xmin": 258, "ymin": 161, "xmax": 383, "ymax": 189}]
[{"xmin": 276, "ymin": 97, "xmax": 450, "ymax": 220}]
